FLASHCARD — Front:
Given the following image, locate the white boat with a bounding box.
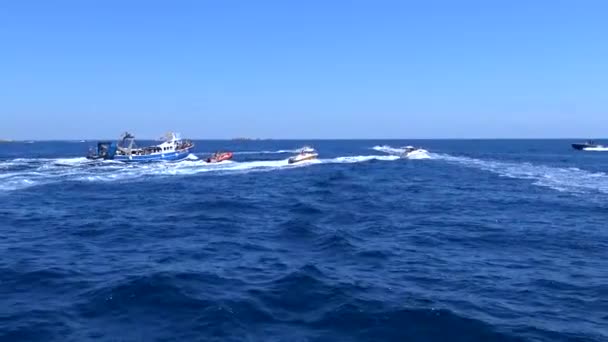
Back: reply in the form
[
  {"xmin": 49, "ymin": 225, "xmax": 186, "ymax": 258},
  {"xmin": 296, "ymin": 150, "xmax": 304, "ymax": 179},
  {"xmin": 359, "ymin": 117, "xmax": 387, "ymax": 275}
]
[
  {"xmin": 288, "ymin": 147, "xmax": 319, "ymax": 164},
  {"xmin": 87, "ymin": 132, "xmax": 194, "ymax": 162},
  {"xmin": 401, "ymin": 145, "xmax": 429, "ymax": 158}
]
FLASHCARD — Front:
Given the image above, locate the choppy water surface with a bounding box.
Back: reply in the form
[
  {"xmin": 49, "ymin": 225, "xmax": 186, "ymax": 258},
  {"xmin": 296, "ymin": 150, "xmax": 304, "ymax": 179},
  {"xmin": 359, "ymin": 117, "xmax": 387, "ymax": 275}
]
[{"xmin": 1, "ymin": 140, "xmax": 606, "ymax": 341}]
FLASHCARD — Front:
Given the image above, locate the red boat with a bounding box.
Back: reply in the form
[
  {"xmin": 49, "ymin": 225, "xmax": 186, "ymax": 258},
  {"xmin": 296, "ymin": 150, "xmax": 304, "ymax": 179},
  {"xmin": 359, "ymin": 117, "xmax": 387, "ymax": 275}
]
[{"xmin": 205, "ymin": 151, "xmax": 233, "ymax": 163}]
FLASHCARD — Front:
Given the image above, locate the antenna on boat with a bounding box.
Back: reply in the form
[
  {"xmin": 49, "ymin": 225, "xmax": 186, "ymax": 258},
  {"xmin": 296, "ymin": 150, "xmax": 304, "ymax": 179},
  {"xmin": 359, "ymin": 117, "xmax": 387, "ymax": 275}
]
[
  {"xmin": 120, "ymin": 132, "xmax": 134, "ymax": 140},
  {"xmin": 162, "ymin": 131, "xmax": 181, "ymax": 142},
  {"xmin": 119, "ymin": 131, "xmax": 136, "ymax": 155}
]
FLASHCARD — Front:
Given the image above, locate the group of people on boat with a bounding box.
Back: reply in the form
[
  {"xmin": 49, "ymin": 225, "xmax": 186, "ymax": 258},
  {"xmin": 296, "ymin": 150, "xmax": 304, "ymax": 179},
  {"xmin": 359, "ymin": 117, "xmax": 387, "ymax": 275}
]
[{"xmin": 176, "ymin": 141, "xmax": 194, "ymax": 151}]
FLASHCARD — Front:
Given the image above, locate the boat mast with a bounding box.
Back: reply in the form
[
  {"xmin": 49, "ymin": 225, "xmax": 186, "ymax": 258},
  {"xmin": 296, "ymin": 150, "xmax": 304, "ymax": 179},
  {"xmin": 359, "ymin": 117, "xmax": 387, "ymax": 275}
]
[{"xmin": 119, "ymin": 132, "xmax": 136, "ymax": 155}]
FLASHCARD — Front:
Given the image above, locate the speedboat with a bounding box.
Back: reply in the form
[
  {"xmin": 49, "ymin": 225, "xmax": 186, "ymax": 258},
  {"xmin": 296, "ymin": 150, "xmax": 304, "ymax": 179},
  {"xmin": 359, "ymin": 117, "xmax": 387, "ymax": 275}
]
[
  {"xmin": 205, "ymin": 151, "xmax": 233, "ymax": 163},
  {"xmin": 86, "ymin": 132, "xmax": 194, "ymax": 162},
  {"xmin": 401, "ymin": 145, "xmax": 429, "ymax": 158},
  {"xmin": 288, "ymin": 147, "xmax": 318, "ymax": 164},
  {"xmin": 572, "ymin": 141, "xmax": 606, "ymax": 151}
]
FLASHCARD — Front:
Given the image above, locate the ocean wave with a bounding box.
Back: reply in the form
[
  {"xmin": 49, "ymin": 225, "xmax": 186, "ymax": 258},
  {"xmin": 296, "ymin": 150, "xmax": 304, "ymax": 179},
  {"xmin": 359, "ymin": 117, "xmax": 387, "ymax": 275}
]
[
  {"xmin": 0, "ymin": 310, "xmax": 71, "ymax": 342},
  {"xmin": 314, "ymin": 231, "xmax": 358, "ymax": 253},
  {"xmin": 1, "ymin": 265, "xmax": 591, "ymax": 341},
  {"xmin": 311, "ymin": 303, "xmax": 525, "ymax": 341}
]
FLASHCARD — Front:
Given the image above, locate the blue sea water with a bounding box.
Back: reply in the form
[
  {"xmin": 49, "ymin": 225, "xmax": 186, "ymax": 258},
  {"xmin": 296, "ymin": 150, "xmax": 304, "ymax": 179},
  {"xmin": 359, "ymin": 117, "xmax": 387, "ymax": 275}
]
[{"xmin": 0, "ymin": 140, "xmax": 606, "ymax": 342}]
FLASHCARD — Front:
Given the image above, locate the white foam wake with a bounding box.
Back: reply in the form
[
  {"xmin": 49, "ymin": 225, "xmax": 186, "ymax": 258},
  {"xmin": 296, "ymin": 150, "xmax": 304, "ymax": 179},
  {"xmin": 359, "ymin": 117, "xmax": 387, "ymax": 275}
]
[
  {"xmin": 233, "ymin": 147, "xmax": 305, "ymax": 155},
  {"xmin": 583, "ymin": 147, "xmax": 608, "ymax": 152},
  {"xmin": 0, "ymin": 154, "xmax": 403, "ymax": 191},
  {"xmin": 372, "ymin": 145, "xmax": 431, "ymax": 159},
  {"xmin": 375, "ymin": 145, "xmax": 608, "ymax": 195},
  {"xmin": 325, "ymin": 155, "xmax": 400, "ymax": 164},
  {"xmin": 434, "ymin": 153, "xmax": 608, "ymax": 194},
  {"xmin": 372, "ymin": 145, "xmax": 404, "ymax": 155}
]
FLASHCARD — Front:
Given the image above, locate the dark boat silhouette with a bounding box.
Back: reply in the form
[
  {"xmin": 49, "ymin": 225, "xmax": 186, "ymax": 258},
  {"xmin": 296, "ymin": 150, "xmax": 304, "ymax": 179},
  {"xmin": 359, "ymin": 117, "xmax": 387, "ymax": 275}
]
[{"xmin": 571, "ymin": 140, "xmax": 605, "ymax": 151}]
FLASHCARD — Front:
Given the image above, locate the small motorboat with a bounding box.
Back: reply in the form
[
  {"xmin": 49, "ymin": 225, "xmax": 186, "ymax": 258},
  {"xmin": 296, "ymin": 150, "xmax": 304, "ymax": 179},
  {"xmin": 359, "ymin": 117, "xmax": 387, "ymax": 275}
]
[
  {"xmin": 572, "ymin": 141, "xmax": 607, "ymax": 151},
  {"xmin": 288, "ymin": 147, "xmax": 318, "ymax": 164},
  {"xmin": 205, "ymin": 151, "xmax": 233, "ymax": 163},
  {"xmin": 401, "ymin": 146, "xmax": 429, "ymax": 158}
]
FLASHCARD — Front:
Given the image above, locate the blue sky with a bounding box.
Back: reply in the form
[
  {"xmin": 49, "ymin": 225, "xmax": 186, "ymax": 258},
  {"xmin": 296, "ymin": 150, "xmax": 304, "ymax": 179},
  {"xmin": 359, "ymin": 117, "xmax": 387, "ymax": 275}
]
[{"xmin": 1, "ymin": 0, "xmax": 606, "ymax": 139}]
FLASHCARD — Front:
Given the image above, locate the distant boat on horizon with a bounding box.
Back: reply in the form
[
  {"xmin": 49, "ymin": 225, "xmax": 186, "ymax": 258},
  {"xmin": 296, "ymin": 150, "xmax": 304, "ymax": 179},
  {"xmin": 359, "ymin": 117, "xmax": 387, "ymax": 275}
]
[{"xmin": 571, "ymin": 140, "xmax": 607, "ymax": 151}]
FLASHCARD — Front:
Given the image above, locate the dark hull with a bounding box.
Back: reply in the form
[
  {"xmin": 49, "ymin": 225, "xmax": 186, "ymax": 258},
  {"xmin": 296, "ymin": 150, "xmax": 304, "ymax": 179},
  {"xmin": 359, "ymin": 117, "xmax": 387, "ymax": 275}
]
[{"xmin": 572, "ymin": 144, "xmax": 589, "ymax": 150}]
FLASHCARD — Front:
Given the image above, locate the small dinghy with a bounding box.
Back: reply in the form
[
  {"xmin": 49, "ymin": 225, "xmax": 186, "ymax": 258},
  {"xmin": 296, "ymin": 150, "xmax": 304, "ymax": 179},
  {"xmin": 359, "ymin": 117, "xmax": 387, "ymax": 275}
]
[{"xmin": 205, "ymin": 151, "xmax": 233, "ymax": 163}]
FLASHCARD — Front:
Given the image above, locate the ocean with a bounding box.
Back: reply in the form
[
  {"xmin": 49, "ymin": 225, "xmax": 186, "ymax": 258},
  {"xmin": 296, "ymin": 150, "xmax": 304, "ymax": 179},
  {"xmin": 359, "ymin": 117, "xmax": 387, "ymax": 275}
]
[{"xmin": 0, "ymin": 139, "xmax": 606, "ymax": 342}]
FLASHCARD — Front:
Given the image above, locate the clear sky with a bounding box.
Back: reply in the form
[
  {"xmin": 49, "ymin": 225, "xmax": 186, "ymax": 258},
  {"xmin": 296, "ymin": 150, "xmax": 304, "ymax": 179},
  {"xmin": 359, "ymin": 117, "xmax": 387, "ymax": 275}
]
[{"xmin": 1, "ymin": 0, "xmax": 606, "ymax": 139}]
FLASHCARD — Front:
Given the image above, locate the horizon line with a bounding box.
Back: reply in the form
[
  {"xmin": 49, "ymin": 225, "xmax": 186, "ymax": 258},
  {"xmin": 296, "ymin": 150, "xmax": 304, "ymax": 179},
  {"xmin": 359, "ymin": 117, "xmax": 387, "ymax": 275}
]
[{"xmin": 1, "ymin": 137, "xmax": 602, "ymax": 142}]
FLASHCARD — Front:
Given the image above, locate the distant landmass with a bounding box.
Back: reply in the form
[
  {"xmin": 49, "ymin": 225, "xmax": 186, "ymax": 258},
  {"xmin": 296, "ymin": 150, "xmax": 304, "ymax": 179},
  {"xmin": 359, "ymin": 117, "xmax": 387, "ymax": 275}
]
[{"xmin": 231, "ymin": 137, "xmax": 269, "ymax": 141}]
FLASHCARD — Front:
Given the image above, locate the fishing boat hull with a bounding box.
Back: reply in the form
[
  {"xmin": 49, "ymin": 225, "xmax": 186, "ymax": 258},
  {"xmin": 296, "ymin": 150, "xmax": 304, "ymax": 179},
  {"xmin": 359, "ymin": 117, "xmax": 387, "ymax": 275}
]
[
  {"xmin": 113, "ymin": 148, "xmax": 193, "ymax": 162},
  {"xmin": 572, "ymin": 143, "xmax": 590, "ymax": 150}
]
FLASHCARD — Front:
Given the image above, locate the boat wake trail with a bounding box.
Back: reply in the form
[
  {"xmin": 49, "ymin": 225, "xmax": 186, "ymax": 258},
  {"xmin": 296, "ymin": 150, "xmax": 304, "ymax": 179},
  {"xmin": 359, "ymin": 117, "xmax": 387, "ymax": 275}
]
[
  {"xmin": 6, "ymin": 146, "xmax": 604, "ymax": 195},
  {"xmin": 374, "ymin": 144, "xmax": 608, "ymax": 195},
  {"xmin": 435, "ymin": 154, "xmax": 608, "ymax": 194},
  {"xmin": 0, "ymin": 154, "xmax": 401, "ymax": 191},
  {"xmin": 583, "ymin": 146, "xmax": 608, "ymax": 152},
  {"xmin": 373, "ymin": 145, "xmax": 405, "ymax": 155},
  {"xmin": 372, "ymin": 145, "xmax": 431, "ymax": 159},
  {"xmin": 233, "ymin": 148, "xmax": 305, "ymax": 155},
  {"xmin": 378, "ymin": 145, "xmax": 608, "ymax": 195}
]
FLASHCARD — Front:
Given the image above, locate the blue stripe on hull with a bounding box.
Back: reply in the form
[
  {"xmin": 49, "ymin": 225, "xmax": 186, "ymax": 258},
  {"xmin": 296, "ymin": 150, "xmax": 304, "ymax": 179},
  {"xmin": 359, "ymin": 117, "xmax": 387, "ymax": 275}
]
[{"xmin": 112, "ymin": 148, "xmax": 193, "ymax": 162}]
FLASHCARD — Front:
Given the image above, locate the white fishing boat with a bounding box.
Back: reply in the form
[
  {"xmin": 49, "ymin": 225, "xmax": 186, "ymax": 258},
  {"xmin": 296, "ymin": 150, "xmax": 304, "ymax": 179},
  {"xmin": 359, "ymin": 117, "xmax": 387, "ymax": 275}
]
[{"xmin": 87, "ymin": 132, "xmax": 194, "ymax": 162}]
